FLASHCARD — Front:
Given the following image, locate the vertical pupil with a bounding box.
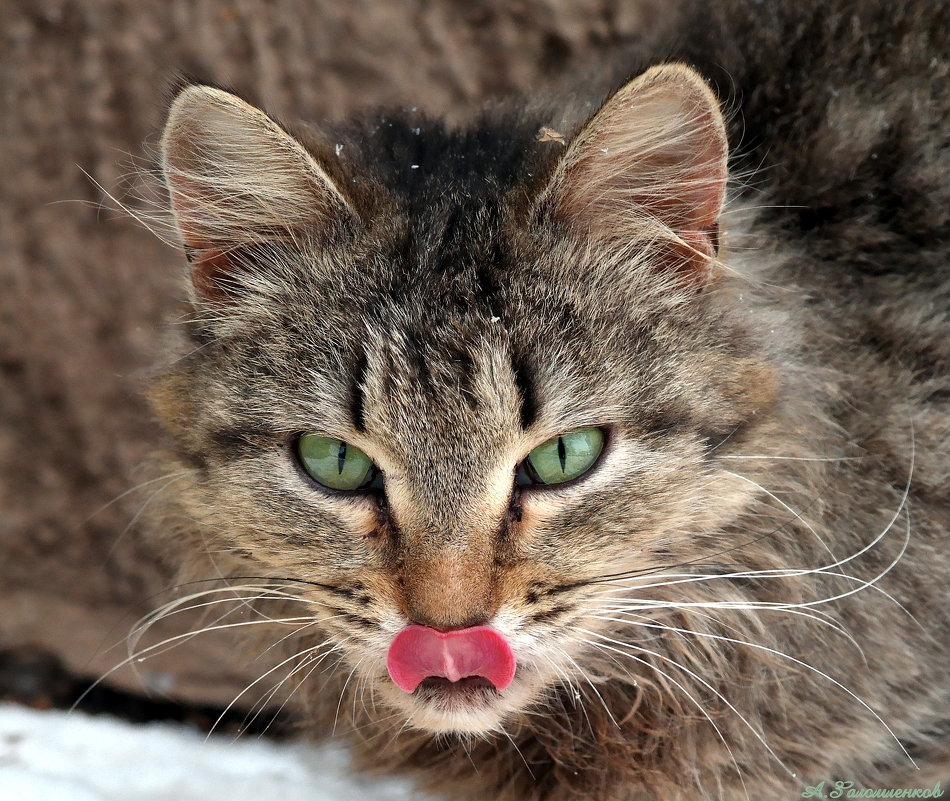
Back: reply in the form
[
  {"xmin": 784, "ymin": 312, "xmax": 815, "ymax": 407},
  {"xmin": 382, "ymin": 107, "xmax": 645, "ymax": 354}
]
[
  {"xmin": 337, "ymin": 440, "xmax": 347, "ymax": 475},
  {"xmin": 557, "ymin": 436, "xmax": 567, "ymax": 473}
]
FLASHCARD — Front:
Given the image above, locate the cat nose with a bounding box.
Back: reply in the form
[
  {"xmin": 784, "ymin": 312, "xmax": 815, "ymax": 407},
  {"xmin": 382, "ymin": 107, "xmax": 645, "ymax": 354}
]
[{"xmin": 399, "ymin": 555, "xmax": 497, "ymax": 632}]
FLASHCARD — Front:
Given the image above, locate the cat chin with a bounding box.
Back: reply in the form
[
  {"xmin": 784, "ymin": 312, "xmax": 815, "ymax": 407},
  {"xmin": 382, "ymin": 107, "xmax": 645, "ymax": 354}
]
[{"xmin": 376, "ymin": 674, "xmax": 541, "ymax": 735}]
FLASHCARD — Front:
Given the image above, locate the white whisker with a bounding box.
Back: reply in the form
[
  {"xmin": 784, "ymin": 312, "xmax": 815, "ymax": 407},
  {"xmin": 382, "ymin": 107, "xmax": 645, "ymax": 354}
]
[
  {"xmin": 573, "ymin": 633, "xmax": 752, "ymax": 801},
  {"xmin": 574, "ymin": 626, "xmax": 795, "ymax": 781}
]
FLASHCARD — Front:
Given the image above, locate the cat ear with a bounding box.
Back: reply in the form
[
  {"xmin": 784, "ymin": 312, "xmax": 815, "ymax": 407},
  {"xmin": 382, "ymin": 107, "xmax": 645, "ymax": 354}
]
[
  {"xmin": 160, "ymin": 85, "xmax": 352, "ymax": 302},
  {"xmin": 540, "ymin": 64, "xmax": 728, "ymax": 284}
]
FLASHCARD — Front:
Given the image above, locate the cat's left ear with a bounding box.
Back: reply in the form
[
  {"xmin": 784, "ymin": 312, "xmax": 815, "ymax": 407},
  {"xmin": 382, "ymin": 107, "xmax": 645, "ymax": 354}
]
[
  {"xmin": 160, "ymin": 85, "xmax": 353, "ymax": 302},
  {"xmin": 539, "ymin": 64, "xmax": 728, "ymax": 284}
]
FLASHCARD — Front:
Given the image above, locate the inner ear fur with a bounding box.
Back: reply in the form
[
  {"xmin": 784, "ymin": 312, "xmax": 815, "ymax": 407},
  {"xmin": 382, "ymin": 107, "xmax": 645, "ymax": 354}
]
[
  {"xmin": 160, "ymin": 84, "xmax": 352, "ymax": 301},
  {"xmin": 540, "ymin": 64, "xmax": 729, "ymax": 282}
]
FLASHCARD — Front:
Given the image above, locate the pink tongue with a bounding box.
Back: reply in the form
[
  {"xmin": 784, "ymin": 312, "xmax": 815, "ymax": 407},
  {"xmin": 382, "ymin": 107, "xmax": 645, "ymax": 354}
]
[{"xmin": 387, "ymin": 625, "xmax": 516, "ymax": 693}]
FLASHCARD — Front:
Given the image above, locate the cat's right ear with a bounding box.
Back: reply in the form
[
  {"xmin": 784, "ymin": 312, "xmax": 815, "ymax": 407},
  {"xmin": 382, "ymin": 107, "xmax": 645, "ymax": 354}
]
[{"xmin": 160, "ymin": 85, "xmax": 352, "ymax": 302}]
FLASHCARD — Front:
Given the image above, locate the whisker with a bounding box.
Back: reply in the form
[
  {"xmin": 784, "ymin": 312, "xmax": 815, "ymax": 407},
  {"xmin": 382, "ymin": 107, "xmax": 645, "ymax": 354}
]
[
  {"xmin": 718, "ymin": 455, "xmax": 864, "ymax": 462},
  {"xmin": 497, "ymin": 723, "xmax": 535, "ymax": 780},
  {"xmin": 209, "ymin": 641, "xmax": 329, "ymax": 739},
  {"xmin": 573, "ymin": 626, "xmax": 796, "ymax": 781},
  {"xmin": 332, "ymin": 657, "xmax": 367, "ymax": 736},
  {"xmin": 589, "ymin": 587, "xmax": 866, "ymax": 656},
  {"xmin": 579, "ymin": 619, "xmax": 916, "ymax": 769},
  {"xmin": 536, "ymin": 646, "xmax": 597, "ymax": 739},
  {"xmin": 588, "ymin": 428, "xmax": 914, "ymax": 597},
  {"xmin": 573, "ymin": 632, "xmax": 753, "ymax": 800},
  {"xmin": 726, "ymin": 470, "xmax": 838, "ymax": 561},
  {"xmin": 588, "ymin": 499, "xmax": 822, "ymax": 585},
  {"xmin": 126, "ymin": 585, "xmax": 311, "ymax": 653},
  {"xmin": 75, "ymin": 613, "xmax": 317, "ymax": 710},
  {"xmin": 107, "ymin": 472, "xmax": 192, "ymax": 558},
  {"xmin": 242, "ymin": 635, "xmax": 351, "ymax": 739},
  {"xmin": 77, "ymin": 469, "xmax": 195, "ymax": 531},
  {"xmin": 546, "ymin": 643, "xmax": 620, "ymax": 732},
  {"xmin": 267, "ymin": 638, "xmax": 355, "ymax": 737}
]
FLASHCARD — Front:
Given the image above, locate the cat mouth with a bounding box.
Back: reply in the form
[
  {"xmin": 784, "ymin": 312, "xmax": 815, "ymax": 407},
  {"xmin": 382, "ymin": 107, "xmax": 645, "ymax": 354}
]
[
  {"xmin": 377, "ymin": 626, "xmax": 542, "ymax": 733},
  {"xmin": 413, "ymin": 675, "xmax": 500, "ymax": 704},
  {"xmin": 386, "ymin": 624, "xmax": 517, "ymax": 694}
]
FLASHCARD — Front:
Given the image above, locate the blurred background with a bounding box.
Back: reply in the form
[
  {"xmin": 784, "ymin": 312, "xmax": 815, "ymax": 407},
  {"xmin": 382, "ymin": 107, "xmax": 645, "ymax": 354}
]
[{"xmin": 0, "ymin": 1, "xmax": 660, "ymax": 797}]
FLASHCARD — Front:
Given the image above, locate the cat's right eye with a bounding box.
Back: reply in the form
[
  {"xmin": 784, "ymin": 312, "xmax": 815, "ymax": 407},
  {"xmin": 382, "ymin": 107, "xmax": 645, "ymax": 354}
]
[{"xmin": 296, "ymin": 433, "xmax": 381, "ymax": 492}]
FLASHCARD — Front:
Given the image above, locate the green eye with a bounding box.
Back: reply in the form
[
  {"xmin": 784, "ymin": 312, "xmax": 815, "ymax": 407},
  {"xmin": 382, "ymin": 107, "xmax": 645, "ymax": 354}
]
[
  {"xmin": 522, "ymin": 427, "xmax": 605, "ymax": 486},
  {"xmin": 297, "ymin": 434, "xmax": 378, "ymax": 491}
]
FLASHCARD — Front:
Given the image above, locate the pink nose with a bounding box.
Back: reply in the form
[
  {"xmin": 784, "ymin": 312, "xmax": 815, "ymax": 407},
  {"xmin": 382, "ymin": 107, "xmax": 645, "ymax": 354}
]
[{"xmin": 386, "ymin": 624, "xmax": 516, "ymax": 693}]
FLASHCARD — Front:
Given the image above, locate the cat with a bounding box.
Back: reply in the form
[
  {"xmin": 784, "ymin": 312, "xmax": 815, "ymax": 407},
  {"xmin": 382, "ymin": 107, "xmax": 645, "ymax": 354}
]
[{"xmin": 139, "ymin": 0, "xmax": 950, "ymax": 798}]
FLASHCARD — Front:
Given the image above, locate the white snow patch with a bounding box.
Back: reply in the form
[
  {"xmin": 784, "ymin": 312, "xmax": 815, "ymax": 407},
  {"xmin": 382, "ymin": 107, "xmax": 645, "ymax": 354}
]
[{"xmin": 0, "ymin": 703, "xmax": 422, "ymax": 801}]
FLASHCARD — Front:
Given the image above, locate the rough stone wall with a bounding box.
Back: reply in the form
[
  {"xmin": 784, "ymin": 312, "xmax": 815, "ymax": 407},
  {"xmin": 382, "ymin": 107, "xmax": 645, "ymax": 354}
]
[{"xmin": 0, "ymin": 0, "xmax": 659, "ymax": 705}]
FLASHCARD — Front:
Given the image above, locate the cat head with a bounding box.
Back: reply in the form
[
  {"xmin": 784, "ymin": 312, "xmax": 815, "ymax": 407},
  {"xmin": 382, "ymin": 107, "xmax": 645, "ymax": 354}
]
[{"xmin": 152, "ymin": 65, "xmax": 782, "ymax": 735}]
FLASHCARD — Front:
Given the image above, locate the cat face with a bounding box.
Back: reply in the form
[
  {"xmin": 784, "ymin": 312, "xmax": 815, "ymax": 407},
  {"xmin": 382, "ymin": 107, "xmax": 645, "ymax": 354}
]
[{"xmin": 152, "ymin": 66, "xmax": 778, "ymax": 734}]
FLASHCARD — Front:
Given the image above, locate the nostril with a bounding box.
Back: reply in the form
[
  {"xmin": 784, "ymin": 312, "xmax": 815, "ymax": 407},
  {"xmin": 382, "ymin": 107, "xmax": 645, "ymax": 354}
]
[
  {"xmin": 421, "ymin": 620, "xmax": 489, "ymax": 634},
  {"xmin": 386, "ymin": 624, "xmax": 517, "ymax": 693},
  {"xmin": 406, "ymin": 613, "xmax": 490, "ymax": 633}
]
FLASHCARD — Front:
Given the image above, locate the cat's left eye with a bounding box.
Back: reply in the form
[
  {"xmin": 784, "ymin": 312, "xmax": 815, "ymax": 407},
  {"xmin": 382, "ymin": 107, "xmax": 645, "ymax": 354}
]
[
  {"xmin": 517, "ymin": 427, "xmax": 605, "ymax": 487},
  {"xmin": 297, "ymin": 433, "xmax": 381, "ymax": 492}
]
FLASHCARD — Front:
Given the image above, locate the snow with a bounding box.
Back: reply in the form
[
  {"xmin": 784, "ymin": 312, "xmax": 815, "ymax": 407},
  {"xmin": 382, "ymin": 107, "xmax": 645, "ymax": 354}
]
[{"xmin": 0, "ymin": 703, "xmax": 420, "ymax": 801}]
